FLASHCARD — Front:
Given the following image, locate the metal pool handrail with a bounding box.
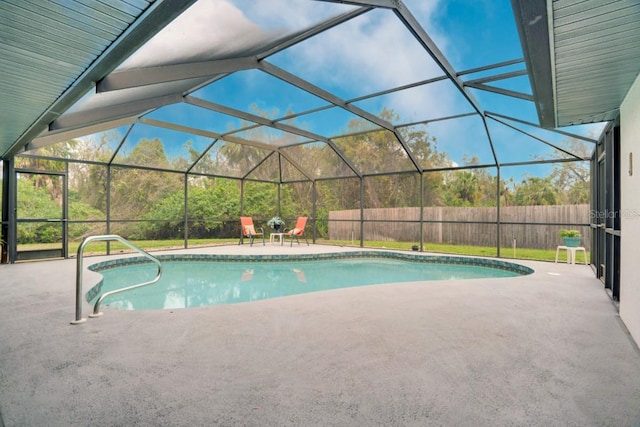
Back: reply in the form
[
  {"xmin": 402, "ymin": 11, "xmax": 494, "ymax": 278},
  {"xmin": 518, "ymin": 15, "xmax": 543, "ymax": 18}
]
[{"xmin": 71, "ymin": 235, "xmax": 162, "ymax": 325}]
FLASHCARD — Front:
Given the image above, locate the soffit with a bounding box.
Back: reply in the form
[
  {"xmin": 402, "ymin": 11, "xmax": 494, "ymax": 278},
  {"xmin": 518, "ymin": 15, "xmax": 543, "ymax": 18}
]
[
  {"xmin": 513, "ymin": 0, "xmax": 640, "ymax": 128},
  {"xmin": 0, "ymin": 0, "xmax": 197, "ymax": 159}
]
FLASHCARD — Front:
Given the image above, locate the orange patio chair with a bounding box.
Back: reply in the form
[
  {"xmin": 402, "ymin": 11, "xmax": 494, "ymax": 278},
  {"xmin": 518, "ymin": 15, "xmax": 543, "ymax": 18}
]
[
  {"xmin": 284, "ymin": 216, "xmax": 309, "ymax": 246},
  {"xmin": 240, "ymin": 216, "xmax": 264, "ymax": 246}
]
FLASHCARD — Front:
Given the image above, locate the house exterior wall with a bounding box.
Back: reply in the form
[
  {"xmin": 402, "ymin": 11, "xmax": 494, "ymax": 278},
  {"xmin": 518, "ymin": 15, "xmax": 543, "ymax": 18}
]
[{"xmin": 619, "ymin": 72, "xmax": 640, "ymax": 346}]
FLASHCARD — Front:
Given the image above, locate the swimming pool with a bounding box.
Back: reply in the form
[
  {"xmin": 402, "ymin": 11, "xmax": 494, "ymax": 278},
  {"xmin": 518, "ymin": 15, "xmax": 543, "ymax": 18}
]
[{"xmin": 87, "ymin": 252, "xmax": 533, "ymax": 311}]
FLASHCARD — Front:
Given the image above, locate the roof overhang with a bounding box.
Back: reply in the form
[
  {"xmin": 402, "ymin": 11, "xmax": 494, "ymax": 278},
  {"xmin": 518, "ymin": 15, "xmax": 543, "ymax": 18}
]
[
  {"xmin": 512, "ymin": 0, "xmax": 640, "ymax": 128},
  {"xmin": 0, "ymin": 0, "xmax": 198, "ymax": 159}
]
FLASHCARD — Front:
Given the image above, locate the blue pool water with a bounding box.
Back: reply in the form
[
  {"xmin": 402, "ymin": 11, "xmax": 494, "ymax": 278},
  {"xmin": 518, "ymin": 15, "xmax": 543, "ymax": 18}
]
[{"xmin": 88, "ymin": 254, "xmax": 532, "ymax": 311}]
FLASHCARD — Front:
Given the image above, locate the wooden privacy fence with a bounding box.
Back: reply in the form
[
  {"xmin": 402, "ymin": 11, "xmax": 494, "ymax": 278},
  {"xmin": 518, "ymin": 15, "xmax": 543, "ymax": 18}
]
[{"xmin": 328, "ymin": 205, "xmax": 591, "ymax": 250}]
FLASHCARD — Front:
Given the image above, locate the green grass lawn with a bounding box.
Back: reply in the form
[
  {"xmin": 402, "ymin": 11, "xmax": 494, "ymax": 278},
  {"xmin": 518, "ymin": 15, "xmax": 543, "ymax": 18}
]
[
  {"xmin": 316, "ymin": 239, "xmax": 589, "ymax": 264},
  {"xmin": 16, "ymin": 238, "xmax": 589, "ymax": 263},
  {"xmin": 18, "ymin": 238, "xmax": 237, "ymax": 256}
]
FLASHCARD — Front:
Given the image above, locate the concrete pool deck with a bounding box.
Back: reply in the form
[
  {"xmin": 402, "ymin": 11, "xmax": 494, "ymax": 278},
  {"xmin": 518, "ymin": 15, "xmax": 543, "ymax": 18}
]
[{"xmin": 1, "ymin": 244, "xmax": 639, "ymax": 426}]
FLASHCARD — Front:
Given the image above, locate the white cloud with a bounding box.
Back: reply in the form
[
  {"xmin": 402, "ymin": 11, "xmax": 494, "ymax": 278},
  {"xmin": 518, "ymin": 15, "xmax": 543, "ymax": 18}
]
[
  {"xmin": 258, "ymin": 0, "xmax": 466, "ymax": 122},
  {"xmin": 232, "ymin": 0, "xmax": 357, "ymax": 29},
  {"xmin": 121, "ymin": 0, "xmax": 363, "ymax": 70},
  {"xmin": 121, "ymin": 0, "xmax": 280, "ymax": 69},
  {"xmin": 119, "ymin": 0, "xmax": 467, "ymax": 126}
]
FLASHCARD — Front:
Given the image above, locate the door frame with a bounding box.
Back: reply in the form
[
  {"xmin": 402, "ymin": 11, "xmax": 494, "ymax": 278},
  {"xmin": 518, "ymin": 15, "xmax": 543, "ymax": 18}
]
[{"xmin": 11, "ymin": 167, "xmax": 68, "ymax": 262}]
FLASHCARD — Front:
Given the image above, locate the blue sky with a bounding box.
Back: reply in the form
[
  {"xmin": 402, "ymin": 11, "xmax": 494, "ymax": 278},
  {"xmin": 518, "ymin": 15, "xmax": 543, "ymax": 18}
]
[{"xmin": 52, "ymin": 0, "xmax": 605, "ymax": 182}]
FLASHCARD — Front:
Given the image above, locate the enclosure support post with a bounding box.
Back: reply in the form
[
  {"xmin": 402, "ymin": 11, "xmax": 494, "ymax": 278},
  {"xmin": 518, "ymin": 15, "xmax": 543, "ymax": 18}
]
[
  {"xmin": 1, "ymin": 159, "xmax": 15, "ymax": 263},
  {"xmin": 359, "ymin": 177, "xmax": 364, "ymax": 248},
  {"xmin": 419, "ymin": 172, "xmax": 424, "ymax": 251},
  {"xmin": 183, "ymin": 173, "xmax": 188, "ymax": 249},
  {"xmin": 277, "ymin": 182, "xmax": 281, "ymax": 217},
  {"xmin": 62, "ymin": 162, "xmax": 69, "ymax": 259},
  {"xmin": 496, "ymin": 166, "xmax": 501, "ymax": 258},
  {"xmin": 0, "ymin": 169, "xmax": 5, "ymax": 263},
  {"xmin": 106, "ymin": 165, "xmax": 111, "ymax": 255},
  {"xmin": 7, "ymin": 160, "xmax": 16, "ymax": 263},
  {"xmin": 239, "ymin": 180, "xmax": 245, "ymax": 244},
  {"xmin": 312, "ymin": 181, "xmax": 317, "ymax": 243}
]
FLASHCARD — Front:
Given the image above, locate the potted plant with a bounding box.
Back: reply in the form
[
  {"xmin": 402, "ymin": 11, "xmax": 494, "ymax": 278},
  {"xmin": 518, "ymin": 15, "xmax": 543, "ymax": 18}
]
[
  {"xmin": 267, "ymin": 216, "xmax": 285, "ymax": 232},
  {"xmin": 559, "ymin": 229, "xmax": 581, "ymax": 247}
]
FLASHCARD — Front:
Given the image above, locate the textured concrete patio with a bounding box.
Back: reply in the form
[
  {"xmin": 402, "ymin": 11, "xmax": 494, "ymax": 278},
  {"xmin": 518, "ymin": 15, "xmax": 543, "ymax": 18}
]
[{"xmin": 1, "ymin": 244, "xmax": 639, "ymax": 426}]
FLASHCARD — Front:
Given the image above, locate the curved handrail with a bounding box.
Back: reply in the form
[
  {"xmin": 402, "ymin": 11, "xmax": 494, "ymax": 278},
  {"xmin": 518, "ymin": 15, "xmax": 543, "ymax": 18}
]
[{"xmin": 71, "ymin": 235, "xmax": 162, "ymax": 324}]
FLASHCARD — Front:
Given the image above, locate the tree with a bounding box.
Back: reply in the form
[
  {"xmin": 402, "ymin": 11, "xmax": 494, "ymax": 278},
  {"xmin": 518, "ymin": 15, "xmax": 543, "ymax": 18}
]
[
  {"xmin": 332, "ymin": 108, "xmax": 445, "ymax": 209},
  {"xmin": 71, "ymin": 130, "xmax": 122, "ymax": 213},
  {"xmin": 550, "ymin": 159, "xmax": 590, "ymax": 204},
  {"xmin": 109, "ymin": 139, "xmax": 183, "ymax": 237},
  {"xmin": 399, "ymin": 118, "xmax": 447, "ymax": 206},
  {"xmin": 535, "ymin": 137, "xmax": 591, "ymax": 204},
  {"xmin": 141, "ymin": 177, "xmax": 243, "ymax": 239},
  {"xmin": 15, "ymin": 179, "xmax": 61, "ymax": 243},
  {"xmin": 442, "ymin": 170, "xmax": 480, "ymax": 206},
  {"xmin": 440, "ymin": 156, "xmax": 498, "ymax": 207},
  {"xmin": 513, "ymin": 176, "xmax": 559, "ymax": 205},
  {"xmin": 14, "ymin": 143, "xmax": 70, "ymax": 204}
]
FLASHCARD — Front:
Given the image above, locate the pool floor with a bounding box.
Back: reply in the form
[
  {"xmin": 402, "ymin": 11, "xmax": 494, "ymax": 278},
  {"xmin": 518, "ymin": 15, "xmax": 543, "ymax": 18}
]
[{"xmin": 90, "ymin": 254, "xmax": 531, "ymax": 310}]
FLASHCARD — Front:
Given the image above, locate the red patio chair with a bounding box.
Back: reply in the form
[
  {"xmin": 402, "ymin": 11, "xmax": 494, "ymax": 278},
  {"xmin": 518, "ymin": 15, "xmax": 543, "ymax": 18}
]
[
  {"xmin": 284, "ymin": 216, "xmax": 309, "ymax": 246},
  {"xmin": 240, "ymin": 216, "xmax": 264, "ymax": 246}
]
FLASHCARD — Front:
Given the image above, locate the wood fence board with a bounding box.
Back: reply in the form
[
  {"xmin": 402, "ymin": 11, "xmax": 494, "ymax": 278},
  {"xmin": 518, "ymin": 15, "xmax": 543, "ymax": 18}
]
[{"xmin": 329, "ymin": 205, "xmax": 590, "ymax": 250}]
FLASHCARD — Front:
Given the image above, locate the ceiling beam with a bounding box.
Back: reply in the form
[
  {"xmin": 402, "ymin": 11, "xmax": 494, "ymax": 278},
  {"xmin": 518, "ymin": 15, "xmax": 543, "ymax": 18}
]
[
  {"xmin": 314, "ymin": 0, "xmax": 397, "ymax": 8},
  {"xmin": 259, "ymin": 61, "xmax": 422, "ymax": 173},
  {"xmin": 138, "ymin": 117, "xmax": 224, "ymax": 140},
  {"xmin": 488, "ymin": 115, "xmax": 585, "ymax": 160},
  {"xmin": 49, "ymin": 93, "xmax": 183, "ymax": 131},
  {"xmin": 457, "ymin": 58, "xmax": 525, "ymax": 77},
  {"xmin": 485, "ymin": 111, "xmax": 598, "ymax": 143},
  {"xmin": 463, "ymin": 69, "xmax": 528, "ymax": 85},
  {"xmin": 185, "ymin": 96, "xmax": 363, "ymax": 178},
  {"xmin": 97, "ymin": 57, "xmax": 259, "ymax": 92},
  {"xmin": 258, "ymin": 6, "xmax": 373, "ymax": 59},
  {"xmin": 277, "ymin": 151, "xmax": 316, "ymax": 182},
  {"xmin": 29, "ymin": 117, "xmax": 137, "ymax": 150},
  {"xmin": 393, "ymin": 3, "xmax": 484, "ymax": 115},
  {"xmin": 397, "ymin": 112, "xmax": 478, "ymax": 129},
  {"xmin": 464, "ymin": 83, "xmax": 534, "ymax": 102}
]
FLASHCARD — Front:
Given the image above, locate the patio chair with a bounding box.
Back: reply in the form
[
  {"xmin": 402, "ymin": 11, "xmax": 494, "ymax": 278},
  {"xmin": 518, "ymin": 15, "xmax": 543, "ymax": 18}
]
[
  {"xmin": 284, "ymin": 216, "xmax": 309, "ymax": 246},
  {"xmin": 240, "ymin": 216, "xmax": 265, "ymax": 246}
]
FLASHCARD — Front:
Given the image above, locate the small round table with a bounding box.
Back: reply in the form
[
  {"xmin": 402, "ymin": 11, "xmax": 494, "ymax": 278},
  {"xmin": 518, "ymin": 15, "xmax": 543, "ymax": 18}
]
[{"xmin": 269, "ymin": 232, "xmax": 285, "ymax": 245}]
